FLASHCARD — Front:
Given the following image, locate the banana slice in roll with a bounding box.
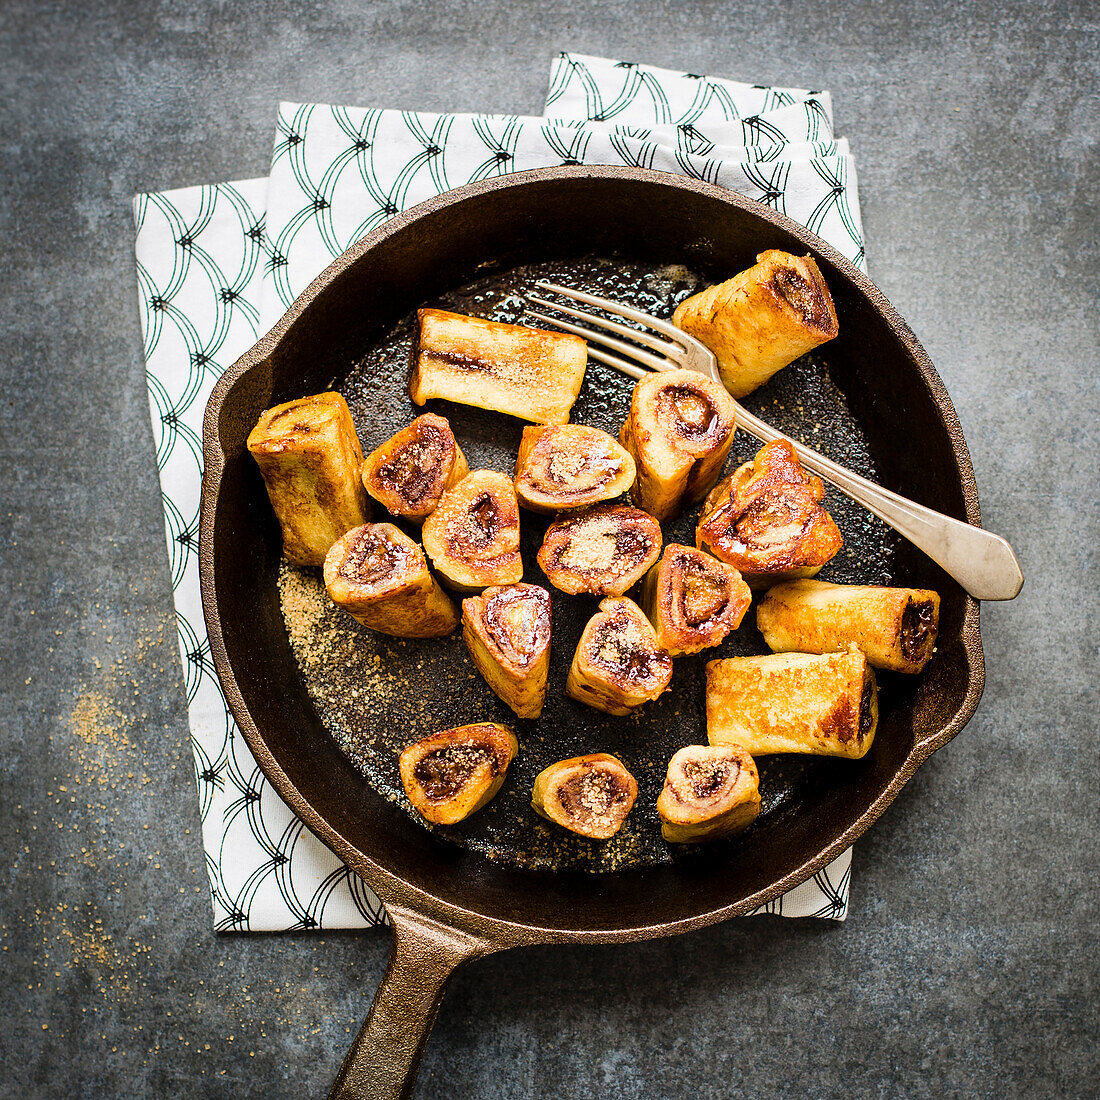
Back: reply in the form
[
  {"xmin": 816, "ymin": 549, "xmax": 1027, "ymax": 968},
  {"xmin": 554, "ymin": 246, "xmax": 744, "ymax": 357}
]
[
  {"xmin": 671, "ymin": 250, "xmax": 838, "ymax": 398},
  {"xmin": 399, "ymin": 723, "xmax": 518, "ymax": 825},
  {"xmin": 619, "ymin": 368, "xmax": 737, "ymax": 522},
  {"xmin": 537, "ymin": 504, "xmax": 662, "ymax": 597},
  {"xmin": 323, "ymin": 523, "xmax": 458, "ymax": 638},
  {"xmin": 640, "ymin": 544, "xmax": 752, "ymax": 656},
  {"xmin": 696, "ymin": 439, "xmax": 842, "ymax": 589},
  {"xmin": 247, "ymin": 391, "xmax": 370, "ymax": 566},
  {"xmin": 421, "ymin": 470, "xmax": 524, "ymax": 592},
  {"xmin": 706, "ymin": 645, "xmax": 878, "ymax": 759},
  {"xmin": 757, "ymin": 579, "xmax": 940, "ymax": 673},
  {"xmin": 360, "ymin": 413, "xmax": 468, "ymax": 522},
  {"xmin": 409, "ymin": 309, "xmax": 587, "ymax": 425},
  {"xmin": 514, "ymin": 424, "xmax": 636, "ymax": 513},
  {"xmin": 462, "ymin": 583, "xmax": 552, "ymax": 720},
  {"xmin": 656, "ymin": 744, "xmax": 761, "ymax": 843},
  {"xmin": 566, "ymin": 596, "xmax": 673, "ymax": 715},
  {"xmin": 531, "ymin": 753, "xmax": 638, "ymax": 840}
]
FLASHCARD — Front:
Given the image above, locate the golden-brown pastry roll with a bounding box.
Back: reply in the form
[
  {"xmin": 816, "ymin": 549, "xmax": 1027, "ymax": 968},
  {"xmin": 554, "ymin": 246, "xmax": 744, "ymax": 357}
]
[
  {"xmin": 409, "ymin": 309, "xmax": 587, "ymax": 425},
  {"xmin": 323, "ymin": 523, "xmax": 458, "ymax": 638},
  {"xmin": 566, "ymin": 596, "xmax": 673, "ymax": 715},
  {"xmin": 399, "ymin": 723, "xmax": 518, "ymax": 825},
  {"xmin": 513, "ymin": 424, "xmax": 636, "ymax": 513},
  {"xmin": 462, "ymin": 583, "xmax": 552, "ymax": 720},
  {"xmin": 531, "ymin": 753, "xmax": 637, "ymax": 839},
  {"xmin": 656, "ymin": 744, "xmax": 761, "ymax": 843},
  {"xmin": 706, "ymin": 646, "xmax": 878, "ymax": 759},
  {"xmin": 696, "ymin": 439, "xmax": 842, "ymax": 588},
  {"xmin": 757, "ymin": 579, "xmax": 940, "ymax": 674},
  {"xmin": 619, "ymin": 368, "xmax": 738, "ymax": 522},
  {"xmin": 640, "ymin": 544, "xmax": 752, "ymax": 656},
  {"xmin": 537, "ymin": 504, "xmax": 662, "ymax": 596},
  {"xmin": 421, "ymin": 470, "xmax": 523, "ymax": 592},
  {"xmin": 246, "ymin": 391, "xmax": 370, "ymax": 566},
  {"xmin": 671, "ymin": 250, "xmax": 838, "ymax": 398},
  {"xmin": 360, "ymin": 413, "xmax": 468, "ymax": 522}
]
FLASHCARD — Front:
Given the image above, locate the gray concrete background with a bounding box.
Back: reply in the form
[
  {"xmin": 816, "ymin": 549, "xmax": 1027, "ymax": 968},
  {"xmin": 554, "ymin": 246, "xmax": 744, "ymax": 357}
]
[{"xmin": 2, "ymin": 0, "xmax": 1098, "ymax": 1096}]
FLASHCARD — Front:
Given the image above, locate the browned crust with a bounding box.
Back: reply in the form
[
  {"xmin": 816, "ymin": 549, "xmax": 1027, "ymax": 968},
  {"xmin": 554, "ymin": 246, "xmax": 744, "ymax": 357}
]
[
  {"xmin": 461, "ymin": 583, "xmax": 552, "ymax": 719},
  {"xmin": 641, "ymin": 544, "xmax": 751, "ymax": 655},
  {"xmin": 421, "ymin": 470, "xmax": 523, "ymax": 591},
  {"xmin": 514, "ymin": 424, "xmax": 636, "ymax": 513},
  {"xmin": 537, "ymin": 504, "xmax": 662, "ymax": 596},
  {"xmin": 696, "ymin": 439, "xmax": 842, "ymax": 586},
  {"xmin": 399, "ymin": 723, "xmax": 518, "ymax": 825},
  {"xmin": 360, "ymin": 413, "xmax": 468, "ymax": 521},
  {"xmin": 531, "ymin": 753, "xmax": 638, "ymax": 839}
]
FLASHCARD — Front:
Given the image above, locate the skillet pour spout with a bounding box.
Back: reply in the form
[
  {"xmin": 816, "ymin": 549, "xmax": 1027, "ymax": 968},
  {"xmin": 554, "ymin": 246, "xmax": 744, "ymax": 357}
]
[{"xmin": 199, "ymin": 167, "xmax": 985, "ymax": 1100}]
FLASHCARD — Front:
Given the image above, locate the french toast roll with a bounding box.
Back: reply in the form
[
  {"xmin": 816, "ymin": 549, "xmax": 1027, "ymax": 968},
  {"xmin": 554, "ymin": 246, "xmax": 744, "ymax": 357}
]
[
  {"xmin": 707, "ymin": 646, "xmax": 878, "ymax": 759},
  {"xmin": 513, "ymin": 424, "xmax": 636, "ymax": 513},
  {"xmin": 399, "ymin": 723, "xmax": 518, "ymax": 825},
  {"xmin": 360, "ymin": 413, "xmax": 468, "ymax": 522},
  {"xmin": 409, "ymin": 309, "xmax": 587, "ymax": 425},
  {"xmin": 531, "ymin": 753, "xmax": 638, "ymax": 840},
  {"xmin": 757, "ymin": 579, "xmax": 941, "ymax": 674},
  {"xmin": 566, "ymin": 596, "xmax": 673, "ymax": 715},
  {"xmin": 323, "ymin": 523, "xmax": 458, "ymax": 638},
  {"xmin": 246, "ymin": 391, "xmax": 370, "ymax": 566},
  {"xmin": 618, "ymin": 368, "xmax": 738, "ymax": 522},
  {"xmin": 537, "ymin": 504, "xmax": 662, "ymax": 597},
  {"xmin": 657, "ymin": 744, "xmax": 761, "ymax": 843},
  {"xmin": 462, "ymin": 583, "xmax": 552, "ymax": 720},
  {"xmin": 640, "ymin": 544, "xmax": 751, "ymax": 656},
  {"xmin": 421, "ymin": 470, "xmax": 523, "ymax": 592},
  {"xmin": 671, "ymin": 250, "xmax": 838, "ymax": 398},
  {"xmin": 696, "ymin": 439, "xmax": 842, "ymax": 588}
]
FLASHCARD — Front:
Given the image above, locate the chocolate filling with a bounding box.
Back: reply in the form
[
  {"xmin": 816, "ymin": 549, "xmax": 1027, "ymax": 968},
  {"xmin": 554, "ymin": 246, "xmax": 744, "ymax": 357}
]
[
  {"xmin": 858, "ymin": 676, "xmax": 875, "ymax": 736},
  {"xmin": 664, "ymin": 384, "xmax": 719, "ymax": 438},
  {"xmin": 590, "ymin": 614, "xmax": 662, "ymax": 683},
  {"xmin": 376, "ymin": 425, "xmax": 447, "ymax": 507},
  {"xmin": 413, "ymin": 741, "xmax": 496, "ymax": 802},
  {"xmin": 557, "ymin": 767, "xmax": 629, "ymax": 824},
  {"xmin": 463, "ymin": 492, "xmax": 501, "ymax": 547},
  {"xmin": 900, "ymin": 599, "xmax": 937, "ymax": 663},
  {"xmin": 424, "ymin": 348, "xmax": 497, "ymax": 374},
  {"xmin": 339, "ymin": 528, "xmax": 408, "ymax": 585},
  {"xmin": 770, "ymin": 265, "xmax": 833, "ymax": 331},
  {"xmin": 678, "ymin": 556, "xmax": 731, "ymax": 626},
  {"xmin": 681, "ymin": 757, "xmax": 733, "ymax": 800},
  {"xmin": 481, "ymin": 587, "xmax": 550, "ymax": 667}
]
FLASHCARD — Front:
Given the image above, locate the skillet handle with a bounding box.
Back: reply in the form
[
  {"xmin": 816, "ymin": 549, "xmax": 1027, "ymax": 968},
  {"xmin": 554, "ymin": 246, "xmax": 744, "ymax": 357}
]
[{"xmin": 328, "ymin": 904, "xmax": 498, "ymax": 1100}]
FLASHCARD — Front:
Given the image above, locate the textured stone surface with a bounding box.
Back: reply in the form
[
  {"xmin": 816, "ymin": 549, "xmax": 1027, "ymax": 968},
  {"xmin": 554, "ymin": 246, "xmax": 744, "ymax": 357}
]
[{"xmin": 2, "ymin": 1, "xmax": 1097, "ymax": 1097}]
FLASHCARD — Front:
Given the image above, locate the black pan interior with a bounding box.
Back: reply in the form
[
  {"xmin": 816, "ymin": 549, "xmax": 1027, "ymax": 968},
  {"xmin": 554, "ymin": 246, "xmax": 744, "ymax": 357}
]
[{"xmin": 210, "ymin": 174, "xmax": 975, "ymax": 931}]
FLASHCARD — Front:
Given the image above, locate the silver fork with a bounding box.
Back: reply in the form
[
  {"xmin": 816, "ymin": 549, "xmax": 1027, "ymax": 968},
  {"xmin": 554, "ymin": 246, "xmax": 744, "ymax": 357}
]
[{"xmin": 525, "ymin": 280, "xmax": 1023, "ymax": 602}]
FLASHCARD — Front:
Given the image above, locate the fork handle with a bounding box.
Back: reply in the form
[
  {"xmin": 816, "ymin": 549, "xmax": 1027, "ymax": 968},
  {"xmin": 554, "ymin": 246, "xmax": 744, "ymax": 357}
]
[{"xmin": 733, "ymin": 406, "xmax": 1024, "ymax": 601}]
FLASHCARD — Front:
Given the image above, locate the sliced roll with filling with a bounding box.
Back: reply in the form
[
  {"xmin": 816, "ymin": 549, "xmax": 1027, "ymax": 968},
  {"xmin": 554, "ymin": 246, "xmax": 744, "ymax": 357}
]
[
  {"xmin": 656, "ymin": 744, "xmax": 761, "ymax": 843},
  {"xmin": 640, "ymin": 544, "xmax": 752, "ymax": 656},
  {"xmin": 757, "ymin": 579, "xmax": 941, "ymax": 673},
  {"xmin": 360, "ymin": 413, "xmax": 468, "ymax": 522},
  {"xmin": 706, "ymin": 645, "xmax": 878, "ymax": 759},
  {"xmin": 421, "ymin": 470, "xmax": 523, "ymax": 592},
  {"xmin": 513, "ymin": 424, "xmax": 636, "ymax": 513},
  {"xmin": 247, "ymin": 391, "xmax": 370, "ymax": 566},
  {"xmin": 696, "ymin": 439, "xmax": 842, "ymax": 588},
  {"xmin": 672, "ymin": 250, "xmax": 838, "ymax": 398},
  {"xmin": 566, "ymin": 596, "xmax": 673, "ymax": 715},
  {"xmin": 531, "ymin": 753, "xmax": 637, "ymax": 840},
  {"xmin": 462, "ymin": 583, "xmax": 552, "ymax": 719},
  {"xmin": 619, "ymin": 368, "xmax": 738, "ymax": 522},
  {"xmin": 323, "ymin": 523, "xmax": 458, "ymax": 638},
  {"xmin": 399, "ymin": 723, "xmax": 518, "ymax": 825},
  {"xmin": 409, "ymin": 309, "xmax": 587, "ymax": 425},
  {"xmin": 537, "ymin": 504, "xmax": 662, "ymax": 597}
]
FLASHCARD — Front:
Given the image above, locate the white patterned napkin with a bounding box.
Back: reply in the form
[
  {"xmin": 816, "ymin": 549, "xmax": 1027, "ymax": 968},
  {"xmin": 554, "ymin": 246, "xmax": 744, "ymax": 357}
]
[{"xmin": 134, "ymin": 56, "xmax": 863, "ymax": 932}]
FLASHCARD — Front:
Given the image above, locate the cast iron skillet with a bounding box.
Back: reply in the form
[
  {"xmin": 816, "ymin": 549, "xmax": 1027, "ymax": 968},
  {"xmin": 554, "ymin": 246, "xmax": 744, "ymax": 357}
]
[{"xmin": 199, "ymin": 167, "xmax": 985, "ymax": 1100}]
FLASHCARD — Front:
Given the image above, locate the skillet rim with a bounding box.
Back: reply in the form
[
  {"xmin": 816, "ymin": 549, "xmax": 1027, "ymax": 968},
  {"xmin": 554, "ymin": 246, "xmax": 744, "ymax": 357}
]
[{"xmin": 199, "ymin": 165, "xmax": 985, "ymax": 943}]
